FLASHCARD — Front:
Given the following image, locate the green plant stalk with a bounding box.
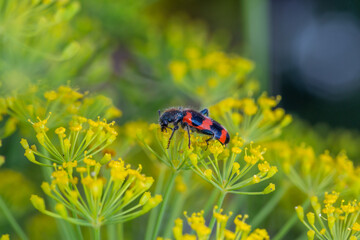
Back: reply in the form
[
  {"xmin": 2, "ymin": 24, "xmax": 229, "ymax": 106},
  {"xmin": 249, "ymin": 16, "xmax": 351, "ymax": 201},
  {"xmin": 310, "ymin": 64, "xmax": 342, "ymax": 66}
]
[
  {"xmin": 145, "ymin": 166, "xmax": 166, "ymax": 240},
  {"xmin": 203, "ymin": 189, "xmax": 220, "ymax": 217},
  {"xmin": 69, "ymin": 204, "xmax": 84, "ymax": 240},
  {"xmin": 241, "ymin": 0, "xmax": 270, "ymax": 92},
  {"xmin": 163, "ymin": 171, "xmax": 194, "ymax": 238},
  {"xmin": 208, "ymin": 191, "xmax": 227, "ymax": 233},
  {"xmin": 107, "ymin": 224, "xmax": 116, "ymax": 240},
  {"xmin": 0, "ymin": 196, "xmax": 28, "ymax": 240},
  {"xmin": 151, "ymin": 171, "xmax": 177, "ymax": 240},
  {"xmin": 272, "ymin": 199, "xmax": 310, "ymax": 240},
  {"xmin": 93, "ymin": 226, "xmax": 101, "ymax": 240},
  {"xmin": 117, "ymin": 223, "xmax": 123, "ymax": 240},
  {"xmin": 250, "ymin": 183, "xmax": 289, "ymax": 228},
  {"xmin": 163, "ymin": 187, "xmax": 188, "ymax": 238}
]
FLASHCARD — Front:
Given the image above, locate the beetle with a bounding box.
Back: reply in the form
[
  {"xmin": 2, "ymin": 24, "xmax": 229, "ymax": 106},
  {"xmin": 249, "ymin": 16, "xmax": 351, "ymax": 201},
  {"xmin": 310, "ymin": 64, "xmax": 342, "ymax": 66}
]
[{"xmin": 158, "ymin": 107, "xmax": 230, "ymax": 149}]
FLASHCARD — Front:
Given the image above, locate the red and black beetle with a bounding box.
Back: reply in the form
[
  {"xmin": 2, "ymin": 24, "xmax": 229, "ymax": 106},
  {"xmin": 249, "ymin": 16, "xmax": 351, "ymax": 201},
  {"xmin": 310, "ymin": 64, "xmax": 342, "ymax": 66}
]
[{"xmin": 158, "ymin": 107, "xmax": 230, "ymax": 148}]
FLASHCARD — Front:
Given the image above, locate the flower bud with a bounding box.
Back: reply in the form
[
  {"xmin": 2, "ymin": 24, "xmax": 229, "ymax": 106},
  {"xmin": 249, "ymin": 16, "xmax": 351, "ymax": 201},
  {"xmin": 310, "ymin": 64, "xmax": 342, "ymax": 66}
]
[
  {"xmin": 24, "ymin": 149, "xmax": 36, "ymax": 163},
  {"xmin": 30, "ymin": 195, "xmax": 45, "ymax": 212},
  {"xmin": 231, "ymin": 147, "xmax": 242, "ymax": 154},
  {"xmin": 143, "ymin": 177, "xmax": 154, "ymax": 190},
  {"xmin": 41, "ymin": 182, "xmax": 52, "ymax": 196},
  {"xmin": 55, "ymin": 127, "xmax": 66, "ymax": 136},
  {"xmin": 295, "ymin": 206, "xmax": 304, "ymax": 221},
  {"xmin": 100, "ymin": 153, "xmax": 112, "ymax": 165},
  {"xmin": 36, "ymin": 133, "xmax": 45, "ymax": 146},
  {"xmin": 55, "ymin": 203, "xmax": 68, "ymax": 218},
  {"xmin": 232, "ymin": 162, "xmax": 240, "ymax": 175},
  {"xmin": 252, "ymin": 175, "xmax": 260, "ymax": 184},
  {"xmin": 204, "ymin": 169, "xmax": 212, "ymax": 180},
  {"xmin": 139, "ymin": 192, "xmax": 151, "ymax": 205},
  {"xmin": 307, "ymin": 230, "xmax": 315, "ymax": 240},
  {"xmin": 173, "ymin": 218, "xmax": 183, "ymax": 240},
  {"xmin": 143, "ymin": 195, "xmax": 162, "ymax": 212},
  {"xmin": 263, "ymin": 183, "xmax": 275, "ymax": 194},
  {"xmin": 267, "ymin": 166, "xmax": 278, "ymax": 177},
  {"xmin": 20, "ymin": 138, "xmax": 29, "ymax": 149},
  {"xmin": 306, "ymin": 212, "xmax": 315, "ymax": 226}
]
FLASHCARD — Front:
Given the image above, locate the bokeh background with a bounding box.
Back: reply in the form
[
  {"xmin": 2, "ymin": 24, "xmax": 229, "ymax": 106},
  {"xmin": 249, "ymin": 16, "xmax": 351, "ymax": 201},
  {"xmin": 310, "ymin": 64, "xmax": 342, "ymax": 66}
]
[
  {"xmin": 2, "ymin": 0, "xmax": 360, "ymax": 128},
  {"xmin": 1, "ymin": 0, "xmax": 360, "ymax": 239}
]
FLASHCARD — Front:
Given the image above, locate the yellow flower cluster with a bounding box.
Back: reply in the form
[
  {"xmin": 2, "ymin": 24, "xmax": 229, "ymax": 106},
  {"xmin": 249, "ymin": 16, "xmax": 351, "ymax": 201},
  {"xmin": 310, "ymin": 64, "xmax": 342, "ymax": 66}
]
[
  {"xmin": 140, "ymin": 123, "xmax": 276, "ymax": 195},
  {"xmin": 21, "ymin": 115, "xmax": 118, "ymax": 166},
  {"xmin": 191, "ymin": 138, "xmax": 277, "ymax": 195},
  {"xmin": 296, "ymin": 192, "xmax": 360, "ymax": 240},
  {"xmin": 209, "ymin": 94, "xmax": 292, "ymax": 144},
  {"xmin": 31, "ymin": 157, "xmax": 162, "ymax": 227},
  {"xmin": 169, "ymin": 207, "xmax": 269, "ymax": 240},
  {"xmin": 168, "ymin": 50, "xmax": 256, "ymax": 105},
  {"xmin": 268, "ymin": 141, "xmax": 360, "ymax": 197},
  {"xmin": 4, "ymin": 86, "xmax": 121, "ymax": 133}
]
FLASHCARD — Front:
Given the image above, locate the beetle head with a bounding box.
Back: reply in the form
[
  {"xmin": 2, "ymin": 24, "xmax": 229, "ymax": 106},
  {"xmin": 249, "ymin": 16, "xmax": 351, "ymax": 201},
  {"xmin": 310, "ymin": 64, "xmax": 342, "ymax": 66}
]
[{"xmin": 159, "ymin": 109, "xmax": 183, "ymax": 131}]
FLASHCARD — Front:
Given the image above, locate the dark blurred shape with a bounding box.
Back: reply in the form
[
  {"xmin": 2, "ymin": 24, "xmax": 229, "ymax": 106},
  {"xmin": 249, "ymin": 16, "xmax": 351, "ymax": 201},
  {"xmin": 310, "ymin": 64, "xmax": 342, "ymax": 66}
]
[
  {"xmin": 272, "ymin": 0, "xmax": 360, "ymax": 128},
  {"xmin": 294, "ymin": 13, "xmax": 360, "ymax": 99}
]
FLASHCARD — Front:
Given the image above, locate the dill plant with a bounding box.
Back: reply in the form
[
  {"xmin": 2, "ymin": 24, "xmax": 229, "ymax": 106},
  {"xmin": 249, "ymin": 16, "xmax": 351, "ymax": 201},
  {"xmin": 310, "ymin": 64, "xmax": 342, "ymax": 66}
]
[{"xmin": 19, "ymin": 114, "xmax": 162, "ymax": 239}]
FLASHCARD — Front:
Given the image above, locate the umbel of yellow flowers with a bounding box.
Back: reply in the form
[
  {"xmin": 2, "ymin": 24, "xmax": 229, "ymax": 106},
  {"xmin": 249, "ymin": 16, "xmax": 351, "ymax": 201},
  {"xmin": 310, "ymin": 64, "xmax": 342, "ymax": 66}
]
[
  {"xmin": 31, "ymin": 158, "xmax": 162, "ymax": 227},
  {"xmin": 22, "ymin": 114, "xmax": 162, "ymax": 229},
  {"xmin": 21, "ymin": 115, "xmax": 118, "ymax": 166},
  {"xmin": 296, "ymin": 191, "xmax": 360, "ymax": 240},
  {"xmin": 158, "ymin": 206, "xmax": 270, "ymax": 240}
]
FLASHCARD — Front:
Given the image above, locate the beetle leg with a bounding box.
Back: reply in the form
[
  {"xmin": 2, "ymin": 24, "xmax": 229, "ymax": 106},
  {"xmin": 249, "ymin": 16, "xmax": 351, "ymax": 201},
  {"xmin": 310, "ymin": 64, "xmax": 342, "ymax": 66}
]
[
  {"xmin": 205, "ymin": 133, "xmax": 215, "ymax": 150},
  {"xmin": 185, "ymin": 124, "xmax": 191, "ymax": 148},
  {"xmin": 200, "ymin": 108, "xmax": 209, "ymax": 116},
  {"xmin": 161, "ymin": 126, "xmax": 172, "ymax": 133},
  {"xmin": 167, "ymin": 125, "xmax": 179, "ymax": 149}
]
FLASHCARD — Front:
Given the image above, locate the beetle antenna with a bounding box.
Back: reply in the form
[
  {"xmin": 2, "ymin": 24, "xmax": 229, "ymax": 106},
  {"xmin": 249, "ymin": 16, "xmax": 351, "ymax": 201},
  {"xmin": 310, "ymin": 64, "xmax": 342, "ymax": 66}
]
[{"xmin": 158, "ymin": 110, "xmax": 161, "ymax": 117}]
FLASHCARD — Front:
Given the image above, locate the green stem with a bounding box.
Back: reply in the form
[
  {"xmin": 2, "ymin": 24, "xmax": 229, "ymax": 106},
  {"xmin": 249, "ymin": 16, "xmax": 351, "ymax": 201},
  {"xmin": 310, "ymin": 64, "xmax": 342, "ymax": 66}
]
[
  {"xmin": 250, "ymin": 183, "xmax": 289, "ymax": 228},
  {"xmin": 145, "ymin": 166, "xmax": 166, "ymax": 240},
  {"xmin": 203, "ymin": 189, "xmax": 220, "ymax": 217},
  {"xmin": 272, "ymin": 199, "xmax": 310, "ymax": 240},
  {"xmin": 208, "ymin": 191, "xmax": 227, "ymax": 233},
  {"xmin": 163, "ymin": 194, "xmax": 185, "ymax": 238},
  {"xmin": 151, "ymin": 171, "xmax": 177, "ymax": 240},
  {"xmin": 0, "ymin": 196, "xmax": 28, "ymax": 240},
  {"xmin": 93, "ymin": 226, "xmax": 101, "ymax": 240},
  {"xmin": 107, "ymin": 224, "xmax": 116, "ymax": 240},
  {"xmin": 162, "ymin": 169, "xmax": 193, "ymax": 240},
  {"xmin": 117, "ymin": 223, "xmax": 123, "ymax": 240},
  {"xmin": 241, "ymin": 0, "xmax": 270, "ymax": 92}
]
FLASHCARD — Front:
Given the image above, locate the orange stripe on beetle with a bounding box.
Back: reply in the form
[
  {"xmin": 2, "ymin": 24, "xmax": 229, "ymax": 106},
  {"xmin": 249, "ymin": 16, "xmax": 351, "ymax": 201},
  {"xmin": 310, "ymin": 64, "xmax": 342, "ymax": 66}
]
[
  {"xmin": 183, "ymin": 111, "xmax": 193, "ymax": 126},
  {"xmin": 219, "ymin": 129, "xmax": 228, "ymax": 144},
  {"xmin": 197, "ymin": 118, "xmax": 213, "ymax": 130}
]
